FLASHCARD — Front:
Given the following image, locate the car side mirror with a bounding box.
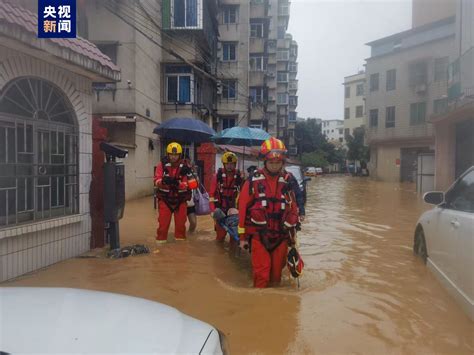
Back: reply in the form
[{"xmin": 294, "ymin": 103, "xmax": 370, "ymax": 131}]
[
  {"xmin": 423, "ymin": 191, "xmax": 444, "ymax": 205},
  {"xmin": 303, "ymin": 177, "xmax": 311, "ymax": 182}
]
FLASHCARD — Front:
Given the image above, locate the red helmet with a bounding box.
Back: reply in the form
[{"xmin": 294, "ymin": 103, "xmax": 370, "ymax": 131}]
[{"xmin": 260, "ymin": 137, "xmax": 287, "ymax": 161}]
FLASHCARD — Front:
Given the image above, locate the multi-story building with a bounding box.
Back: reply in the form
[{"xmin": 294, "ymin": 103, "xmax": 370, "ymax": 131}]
[
  {"xmin": 79, "ymin": 0, "xmax": 163, "ymax": 200},
  {"xmin": 343, "ymin": 71, "xmax": 366, "ymax": 138},
  {"xmin": 322, "ymin": 119, "xmax": 345, "ymax": 145},
  {"xmin": 216, "ymin": 0, "xmax": 298, "ymax": 155},
  {"xmin": 431, "ymin": 0, "xmax": 474, "ymax": 190},
  {"xmin": 365, "ymin": 17, "xmax": 456, "ymax": 183},
  {"xmin": 161, "ymin": 0, "xmax": 219, "ymax": 155}
]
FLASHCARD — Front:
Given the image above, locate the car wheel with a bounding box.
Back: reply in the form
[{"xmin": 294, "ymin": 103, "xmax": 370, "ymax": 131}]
[{"xmin": 413, "ymin": 227, "xmax": 428, "ymax": 264}]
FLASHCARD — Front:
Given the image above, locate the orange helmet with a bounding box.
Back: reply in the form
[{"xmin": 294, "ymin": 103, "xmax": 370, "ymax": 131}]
[{"xmin": 260, "ymin": 137, "xmax": 287, "ymax": 161}]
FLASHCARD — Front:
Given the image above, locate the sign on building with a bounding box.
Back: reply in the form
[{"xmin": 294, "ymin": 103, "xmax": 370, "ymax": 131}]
[{"xmin": 38, "ymin": 0, "xmax": 76, "ymax": 38}]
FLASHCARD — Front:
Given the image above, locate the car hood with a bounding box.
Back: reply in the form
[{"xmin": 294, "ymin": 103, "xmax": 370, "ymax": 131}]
[{"xmin": 0, "ymin": 287, "xmax": 221, "ymax": 354}]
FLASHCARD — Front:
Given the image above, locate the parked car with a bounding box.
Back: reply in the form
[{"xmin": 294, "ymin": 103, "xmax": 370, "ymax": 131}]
[
  {"xmin": 0, "ymin": 287, "xmax": 227, "ymax": 354},
  {"xmin": 304, "ymin": 167, "xmax": 316, "ymax": 176},
  {"xmin": 413, "ymin": 166, "xmax": 474, "ymax": 321},
  {"xmin": 315, "ymin": 167, "xmax": 323, "ymax": 175},
  {"xmin": 286, "ymin": 164, "xmax": 310, "ymax": 204}
]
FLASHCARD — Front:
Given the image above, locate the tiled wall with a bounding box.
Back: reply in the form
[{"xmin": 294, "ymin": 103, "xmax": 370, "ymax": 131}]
[{"xmin": 0, "ymin": 49, "xmax": 92, "ymax": 282}]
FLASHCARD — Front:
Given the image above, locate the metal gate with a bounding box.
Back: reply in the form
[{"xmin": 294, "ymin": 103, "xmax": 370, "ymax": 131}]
[{"xmin": 417, "ymin": 153, "xmax": 435, "ymax": 194}]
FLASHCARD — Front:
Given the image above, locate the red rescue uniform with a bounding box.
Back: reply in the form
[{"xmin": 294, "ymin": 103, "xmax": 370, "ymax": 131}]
[
  {"xmin": 238, "ymin": 168, "xmax": 298, "ymax": 288},
  {"xmin": 154, "ymin": 159, "xmax": 192, "ymax": 241},
  {"xmin": 209, "ymin": 168, "xmax": 243, "ymax": 241}
]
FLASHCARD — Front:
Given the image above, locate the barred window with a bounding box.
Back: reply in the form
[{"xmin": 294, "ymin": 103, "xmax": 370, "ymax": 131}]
[{"xmin": 0, "ymin": 77, "xmax": 79, "ymax": 228}]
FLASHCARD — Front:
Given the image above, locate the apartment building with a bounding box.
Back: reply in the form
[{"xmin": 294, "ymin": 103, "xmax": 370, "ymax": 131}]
[
  {"xmin": 79, "ymin": 0, "xmax": 163, "ymax": 200},
  {"xmin": 216, "ymin": 0, "xmax": 298, "ymax": 155},
  {"xmin": 365, "ymin": 17, "xmax": 456, "ymax": 183},
  {"xmin": 322, "ymin": 119, "xmax": 345, "ymax": 145},
  {"xmin": 343, "ymin": 71, "xmax": 366, "ymax": 138}
]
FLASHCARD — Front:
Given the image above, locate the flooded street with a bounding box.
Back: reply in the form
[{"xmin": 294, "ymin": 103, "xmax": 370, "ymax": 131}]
[{"xmin": 5, "ymin": 177, "xmax": 473, "ymax": 354}]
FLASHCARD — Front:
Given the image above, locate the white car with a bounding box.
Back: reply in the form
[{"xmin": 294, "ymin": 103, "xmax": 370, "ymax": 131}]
[
  {"xmin": 0, "ymin": 287, "xmax": 227, "ymax": 354},
  {"xmin": 413, "ymin": 166, "xmax": 474, "ymax": 321}
]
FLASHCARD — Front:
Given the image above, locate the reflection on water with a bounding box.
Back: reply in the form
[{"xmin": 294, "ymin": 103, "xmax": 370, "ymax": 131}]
[{"xmin": 5, "ymin": 176, "xmax": 473, "ymax": 354}]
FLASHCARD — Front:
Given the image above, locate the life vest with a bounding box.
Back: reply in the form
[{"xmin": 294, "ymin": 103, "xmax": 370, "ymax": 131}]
[
  {"xmin": 215, "ymin": 168, "xmax": 242, "ymax": 213},
  {"xmin": 245, "ymin": 169, "xmax": 299, "ymax": 251},
  {"xmin": 157, "ymin": 158, "xmax": 192, "ymax": 210}
]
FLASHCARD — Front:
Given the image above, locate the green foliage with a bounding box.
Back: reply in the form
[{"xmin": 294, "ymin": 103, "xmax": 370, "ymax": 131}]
[
  {"xmin": 301, "ymin": 150, "xmax": 329, "ymax": 167},
  {"xmin": 346, "ymin": 127, "xmax": 369, "ymax": 163}
]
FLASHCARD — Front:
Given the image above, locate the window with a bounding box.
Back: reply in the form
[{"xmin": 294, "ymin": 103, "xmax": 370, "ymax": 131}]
[
  {"xmin": 410, "ymin": 102, "xmax": 426, "ymax": 125},
  {"xmin": 356, "ymin": 105, "xmax": 363, "ymax": 118},
  {"xmin": 409, "ymin": 61, "xmax": 428, "ymax": 86},
  {"xmin": 434, "ymin": 57, "xmax": 449, "ymax": 82},
  {"xmin": 277, "ymin": 50, "xmax": 289, "ymax": 61},
  {"xmin": 222, "ymin": 6, "xmax": 237, "ymax": 24},
  {"xmin": 249, "ymin": 120, "xmax": 263, "ymax": 129},
  {"xmin": 277, "ymin": 72, "xmax": 289, "ymax": 82},
  {"xmin": 345, "ymin": 86, "xmax": 350, "ymax": 98},
  {"xmin": 289, "ymin": 112, "xmax": 297, "ymax": 122},
  {"xmin": 370, "ymin": 73, "xmax": 379, "ymax": 92},
  {"xmin": 433, "ymin": 98, "xmax": 448, "ymax": 115},
  {"xmin": 278, "ymin": 3, "xmax": 289, "ymax": 16},
  {"xmin": 331, "ymin": 129, "xmax": 334, "ymax": 133},
  {"xmin": 250, "ymin": 87, "xmax": 264, "ymax": 103},
  {"xmin": 0, "ymin": 77, "xmax": 79, "ymax": 227},
  {"xmin": 166, "ymin": 65, "xmax": 192, "ymax": 103},
  {"xmin": 277, "ymin": 26, "xmax": 286, "ymax": 39},
  {"xmin": 222, "ymin": 43, "xmax": 237, "ymax": 61},
  {"xmin": 339, "ymin": 129, "xmax": 343, "ymax": 134},
  {"xmin": 222, "ymin": 118, "xmax": 236, "ymax": 130},
  {"xmin": 445, "ymin": 170, "xmax": 474, "ymax": 213},
  {"xmin": 289, "ymin": 96, "xmax": 298, "ymax": 106},
  {"xmin": 222, "ymin": 80, "xmax": 237, "ymax": 99},
  {"xmin": 386, "ymin": 69, "xmax": 396, "ymax": 91},
  {"xmin": 250, "ymin": 23, "xmax": 264, "ymax": 38},
  {"xmin": 173, "ymin": 0, "xmax": 199, "ymax": 28},
  {"xmin": 290, "ymin": 46, "xmax": 297, "ymax": 57},
  {"xmin": 289, "ymin": 63, "xmax": 297, "ymax": 72},
  {"xmin": 250, "ymin": 56, "xmax": 266, "ymax": 71},
  {"xmin": 369, "ymin": 109, "xmax": 378, "ymax": 127},
  {"xmin": 277, "ymin": 93, "xmax": 288, "ymax": 104},
  {"xmin": 344, "ymin": 107, "xmax": 350, "ymax": 120},
  {"xmin": 356, "ymin": 83, "xmax": 364, "ymax": 96},
  {"xmin": 385, "ymin": 106, "xmax": 395, "ymax": 128},
  {"xmin": 95, "ymin": 42, "xmax": 118, "ymax": 64}
]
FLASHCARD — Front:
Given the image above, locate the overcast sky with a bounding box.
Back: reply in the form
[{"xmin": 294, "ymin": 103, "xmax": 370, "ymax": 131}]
[{"xmin": 288, "ymin": 0, "xmax": 412, "ymax": 120}]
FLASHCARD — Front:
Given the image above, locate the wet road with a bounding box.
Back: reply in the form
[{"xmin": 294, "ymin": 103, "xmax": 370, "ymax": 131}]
[{"xmin": 5, "ymin": 176, "xmax": 474, "ymax": 354}]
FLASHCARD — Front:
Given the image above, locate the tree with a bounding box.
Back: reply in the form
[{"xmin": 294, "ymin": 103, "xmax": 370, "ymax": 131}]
[
  {"xmin": 346, "ymin": 127, "xmax": 369, "ymax": 165},
  {"xmin": 301, "ymin": 150, "xmax": 329, "ymax": 168},
  {"xmin": 295, "ymin": 119, "xmax": 326, "ymax": 154}
]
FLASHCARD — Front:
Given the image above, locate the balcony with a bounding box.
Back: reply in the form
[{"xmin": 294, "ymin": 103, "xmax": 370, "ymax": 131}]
[
  {"xmin": 289, "ymin": 80, "xmax": 298, "ymax": 91},
  {"xmin": 289, "ymin": 112, "xmax": 297, "ymax": 123},
  {"xmin": 289, "ymin": 96, "xmax": 298, "ymax": 107},
  {"xmin": 250, "ymin": 37, "xmax": 265, "ymax": 53},
  {"xmin": 448, "ymin": 47, "xmax": 474, "ymax": 102},
  {"xmin": 366, "ymin": 124, "xmax": 434, "ymax": 144}
]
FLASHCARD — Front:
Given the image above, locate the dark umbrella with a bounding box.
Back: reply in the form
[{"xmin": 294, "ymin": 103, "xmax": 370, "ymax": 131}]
[{"xmin": 153, "ymin": 117, "xmax": 216, "ymax": 143}]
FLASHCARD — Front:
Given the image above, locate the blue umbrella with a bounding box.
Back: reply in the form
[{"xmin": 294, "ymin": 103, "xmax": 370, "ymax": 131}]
[
  {"xmin": 153, "ymin": 117, "xmax": 216, "ymax": 143},
  {"xmin": 211, "ymin": 127, "xmax": 271, "ymax": 147}
]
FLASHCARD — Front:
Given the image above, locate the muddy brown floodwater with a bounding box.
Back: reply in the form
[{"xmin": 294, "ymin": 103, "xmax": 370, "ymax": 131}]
[{"xmin": 5, "ymin": 177, "xmax": 474, "ymax": 354}]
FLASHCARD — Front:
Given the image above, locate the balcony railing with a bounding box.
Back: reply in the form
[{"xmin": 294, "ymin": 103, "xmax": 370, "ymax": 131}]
[
  {"xmin": 448, "ymin": 47, "xmax": 474, "ymax": 101},
  {"xmin": 366, "ymin": 124, "xmax": 433, "ymax": 143}
]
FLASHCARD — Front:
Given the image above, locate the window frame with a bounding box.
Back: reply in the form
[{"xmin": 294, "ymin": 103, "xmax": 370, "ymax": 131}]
[
  {"xmin": 410, "ymin": 102, "xmax": 426, "ymax": 126},
  {"xmin": 250, "ymin": 22, "xmax": 264, "ymax": 38},
  {"xmin": 434, "ymin": 56, "xmax": 449, "ymax": 83},
  {"xmin": 222, "ymin": 42, "xmax": 237, "ymax": 61},
  {"xmin": 369, "ymin": 109, "xmax": 379, "ymax": 127},
  {"xmin": 222, "ymin": 79, "xmax": 237, "ymax": 99},
  {"xmin": 356, "ymin": 83, "xmax": 364, "ymax": 96},
  {"xmin": 249, "ymin": 55, "xmax": 266, "ymax": 71},
  {"xmin": 385, "ymin": 106, "xmax": 395, "ymax": 128},
  {"xmin": 222, "ymin": 5, "xmax": 238, "ymax": 24},
  {"xmin": 370, "ymin": 73, "xmax": 379, "ymax": 92},
  {"xmin": 356, "ymin": 105, "xmax": 363, "ymax": 118},
  {"xmin": 386, "ymin": 69, "xmax": 396, "ymax": 91},
  {"xmin": 345, "ymin": 86, "xmax": 350, "ymax": 98},
  {"xmin": 344, "ymin": 107, "xmax": 350, "ymax": 120},
  {"xmin": 171, "ymin": 0, "xmax": 201, "ymax": 29}
]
